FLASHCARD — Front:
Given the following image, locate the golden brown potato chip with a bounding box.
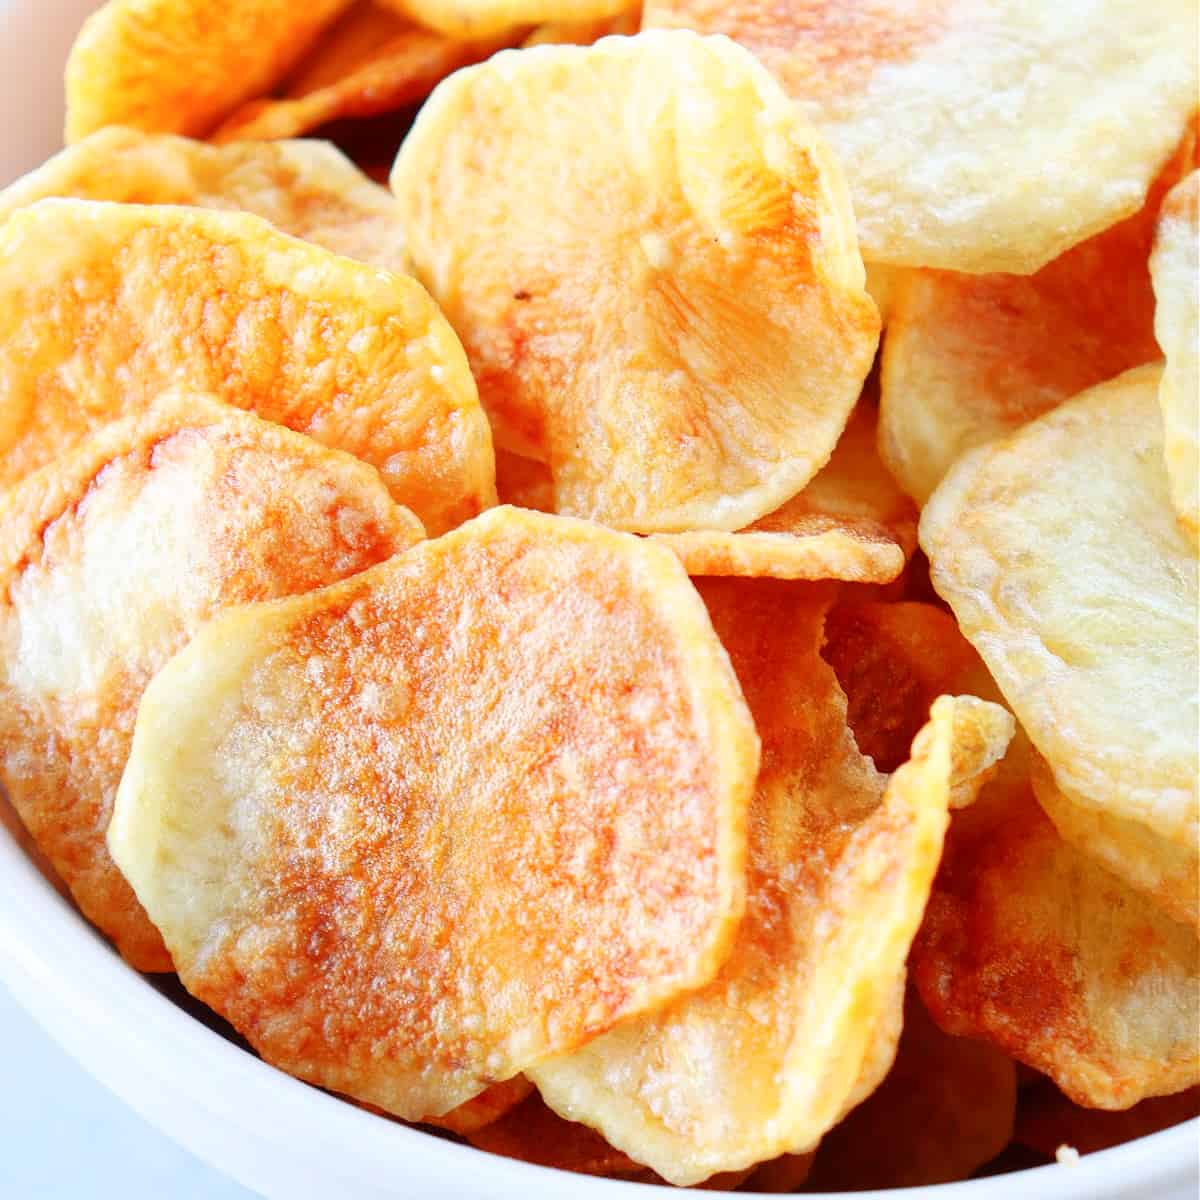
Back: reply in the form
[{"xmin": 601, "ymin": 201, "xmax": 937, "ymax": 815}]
[
  {"xmin": 1150, "ymin": 170, "xmax": 1200, "ymax": 538},
  {"xmin": 383, "ymin": 0, "xmax": 627, "ymax": 38},
  {"xmin": 65, "ymin": 0, "xmax": 354, "ymax": 141},
  {"xmin": 880, "ymin": 137, "xmax": 1195, "ymax": 504},
  {"xmin": 913, "ymin": 780, "xmax": 1200, "ymax": 1109},
  {"xmin": 0, "ymin": 199, "xmax": 492, "ymax": 535},
  {"xmin": 494, "ymin": 449, "xmax": 556, "ymax": 512},
  {"xmin": 522, "ymin": 6, "xmax": 640, "ymax": 45},
  {"xmin": 1015, "ymin": 1081, "xmax": 1200, "ymax": 1158},
  {"xmin": 920, "ymin": 366, "xmax": 1198, "ymax": 923},
  {"xmin": 644, "ymin": 1, "xmax": 1199, "ymax": 274},
  {"xmin": 530, "ymin": 578, "xmax": 1010, "ymax": 1185},
  {"xmin": 424, "ymin": 1077, "xmax": 535, "ymax": 1134},
  {"xmin": 805, "ymin": 989, "xmax": 1017, "ymax": 1189},
  {"xmin": 213, "ymin": 3, "xmax": 515, "ymax": 144},
  {"xmin": 109, "ymin": 506, "xmax": 758, "ymax": 1117},
  {"xmin": 0, "ymin": 392, "xmax": 421, "ymax": 972},
  {"xmin": 0, "ymin": 127, "xmax": 408, "ymax": 275},
  {"xmin": 392, "ymin": 31, "xmax": 879, "ymax": 532}
]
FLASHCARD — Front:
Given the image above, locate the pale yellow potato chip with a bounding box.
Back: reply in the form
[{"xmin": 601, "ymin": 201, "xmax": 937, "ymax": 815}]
[
  {"xmin": 914, "ymin": 780, "xmax": 1200, "ymax": 1108},
  {"xmin": 530, "ymin": 577, "xmax": 1010, "ymax": 1185},
  {"xmin": 920, "ymin": 365, "xmax": 1198, "ymax": 915},
  {"xmin": 214, "ymin": 3, "xmax": 515, "ymax": 144},
  {"xmin": 804, "ymin": 990, "xmax": 1017, "ymax": 1189},
  {"xmin": 65, "ymin": 0, "xmax": 354, "ymax": 141},
  {"xmin": 522, "ymin": 6, "xmax": 640, "ymax": 45},
  {"xmin": 0, "ymin": 199, "xmax": 493, "ymax": 535},
  {"xmin": 0, "ymin": 392, "xmax": 422, "ymax": 972},
  {"xmin": 382, "ymin": 0, "xmax": 628, "ymax": 39},
  {"xmin": 392, "ymin": 31, "xmax": 879, "ymax": 532},
  {"xmin": 0, "ymin": 127, "xmax": 408, "ymax": 275},
  {"xmin": 1150, "ymin": 170, "xmax": 1200, "ymax": 538},
  {"xmin": 880, "ymin": 137, "xmax": 1195, "ymax": 504},
  {"xmin": 644, "ymin": 1, "xmax": 1198, "ymax": 273},
  {"xmin": 109, "ymin": 506, "xmax": 758, "ymax": 1118}
]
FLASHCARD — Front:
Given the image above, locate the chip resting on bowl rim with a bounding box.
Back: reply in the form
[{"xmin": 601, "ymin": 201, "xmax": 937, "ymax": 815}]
[
  {"xmin": 919, "ymin": 364, "xmax": 1198, "ymax": 924},
  {"xmin": 0, "ymin": 127, "xmax": 410, "ymax": 275},
  {"xmin": 643, "ymin": 0, "xmax": 1199, "ymax": 274},
  {"xmin": 392, "ymin": 30, "xmax": 879, "ymax": 533},
  {"xmin": 0, "ymin": 197, "xmax": 494, "ymax": 535},
  {"xmin": 65, "ymin": 0, "xmax": 355, "ymax": 141},
  {"xmin": 109, "ymin": 505, "xmax": 758, "ymax": 1120},
  {"xmin": 529, "ymin": 576, "xmax": 1013, "ymax": 1185},
  {"xmin": 0, "ymin": 391, "xmax": 423, "ymax": 972}
]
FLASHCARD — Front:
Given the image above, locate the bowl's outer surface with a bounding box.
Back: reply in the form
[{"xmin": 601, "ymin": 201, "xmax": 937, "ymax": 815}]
[{"xmin": 0, "ymin": 3, "xmax": 1196, "ymax": 1197}]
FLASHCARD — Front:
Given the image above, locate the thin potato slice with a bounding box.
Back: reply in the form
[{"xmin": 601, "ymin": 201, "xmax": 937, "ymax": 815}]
[
  {"xmin": 920, "ymin": 366, "xmax": 1199, "ymax": 916},
  {"xmin": 880, "ymin": 138, "xmax": 1195, "ymax": 504},
  {"xmin": 382, "ymin": 0, "xmax": 628, "ymax": 39},
  {"xmin": 0, "ymin": 128, "xmax": 408, "ymax": 275},
  {"xmin": 913, "ymin": 782, "xmax": 1200, "ymax": 1108},
  {"xmin": 531, "ymin": 577, "xmax": 1010, "ymax": 1185},
  {"xmin": 644, "ymin": 1, "xmax": 1199, "ymax": 273},
  {"xmin": 0, "ymin": 199, "xmax": 493, "ymax": 535},
  {"xmin": 65, "ymin": 0, "xmax": 354, "ymax": 141},
  {"xmin": 1150, "ymin": 170, "xmax": 1200, "ymax": 537},
  {"xmin": 392, "ymin": 31, "xmax": 879, "ymax": 532},
  {"xmin": 0, "ymin": 392, "xmax": 421, "ymax": 972},
  {"xmin": 214, "ymin": 3, "xmax": 515, "ymax": 144},
  {"xmin": 109, "ymin": 506, "xmax": 758, "ymax": 1118},
  {"xmin": 523, "ymin": 7, "xmax": 641, "ymax": 45},
  {"xmin": 804, "ymin": 990, "xmax": 1017, "ymax": 1189}
]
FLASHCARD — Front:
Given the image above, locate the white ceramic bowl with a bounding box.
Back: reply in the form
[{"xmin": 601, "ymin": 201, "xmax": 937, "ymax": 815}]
[{"xmin": 0, "ymin": 3, "xmax": 1195, "ymax": 1196}]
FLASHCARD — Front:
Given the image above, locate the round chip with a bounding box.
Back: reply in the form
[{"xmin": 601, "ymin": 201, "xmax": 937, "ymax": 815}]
[
  {"xmin": 880, "ymin": 138, "xmax": 1194, "ymax": 503},
  {"xmin": 531, "ymin": 578, "xmax": 1008, "ymax": 1185},
  {"xmin": 0, "ymin": 198, "xmax": 493, "ymax": 535},
  {"xmin": 914, "ymin": 781, "xmax": 1200, "ymax": 1108},
  {"xmin": 65, "ymin": 0, "xmax": 354, "ymax": 141},
  {"xmin": 0, "ymin": 392, "xmax": 422, "ymax": 972},
  {"xmin": 1150, "ymin": 170, "xmax": 1200, "ymax": 538},
  {"xmin": 920, "ymin": 365, "xmax": 1199, "ymax": 917},
  {"xmin": 392, "ymin": 31, "xmax": 879, "ymax": 532},
  {"xmin": 0, "ymin": 127, "xmax": 409, "ymax": 275},
  {"xmin": 644, "ymin": 0, "xmax": 1199, "ymax": 273},
  {"xmin": 109, "ymin": 506, "xmax": 758, "ymax": 1118},
  {"xmin": 381, "ymin": 0, "xmax": 630, "ymax": 39},
  {"xmin": 213, "ymin": 3, "xmax": 515, "ymax": 144}
]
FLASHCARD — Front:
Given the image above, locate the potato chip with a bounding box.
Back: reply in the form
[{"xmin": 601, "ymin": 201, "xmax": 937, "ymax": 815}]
[
  {"xmin": 382, "ymin": 0, "xmax": 628, "ymax": 39},
  {"xmin": 1016, "ymin": 1080, "xmax": 1200, "ymax": 1158},
  {"xmin": 920, "ymin": 365, "xmax": 1198, "ymax": 920},
  {"xmin": 804, "ymin": 989, "xmax": 1017, "ymax": 1189},
  {"xmin": 424, "ymin": 1076, "xmax": 535, "ymax": 1134},
  {"xmin": 392, "ymin": 31, "xmax": 879, "ymax": 532},
  {"xmin": 644, "ymin": 2, "xmax": 1198, "ymax": 273},
  {"xmin": 0, "ymin": 199, "xmax": 492, "ymax": 535},
  {"xmin": 741, "ymin": 1152, "xmax": 816, "ymax": 1192},
  {"xmin": 0, "ymin": 392, "xmax": 421, "ymax": 972},
  {"xmin": 913, "ymin": 781, "xmax": 1200, "ymax": 1108},
  {"xmin": 522, "ymin": 6, "xmax": 641, "ymax": 45},
  {"xmin": 530, "ymin": 578, "xmax": 1010, "ymax": 1185},
  {"xmin": 880, "ymin": 137, "xmax": 1195, "ymax": 504},
  {"xmin": 109, "ymin": 506, "xmax": 758, "ymax": 1117},
  {"xmin": 213, "ymin": 3, "xmax": 514, "ymax": 144},
  {"xmin": 65, "ymin": 0, "xmax": 354, "ymax": 141},
  {"xmin": 494, "ymin": 449, "xmax": 556, "ymax": 512},
  {"xmin": 0, "ymin": 127, "xmax": 408, "ymax": 275},
  {"xmin": 1150, "ymin": 170, "xmax": 1200, "ymax": 538}
]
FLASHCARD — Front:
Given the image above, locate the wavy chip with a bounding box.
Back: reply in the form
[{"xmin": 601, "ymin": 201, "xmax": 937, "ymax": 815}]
[
  {"xmin": 880, "ymin": 137, "xmax": 1195, "ymax": 504},
  {"xmin": 531, "ymin": 578, "xmax": 1009, "ymax": 1185},
  {"xmin": 109, "ymin": 506, "xmax": 758, "ymax": 1118},
  {"xmin": 804, "ymin": 990, "xmax": 1017, "ymax": 1189},
  {"xmin": 0, "ymin": 392, "xmax": 421, "ymax": 972},
  {"xmin": 65, "ymin": 0, "xmax": 354, "ymax": 141},
  {"xmin": 1150, "ymin": 170, "xmax": 1200, "ymax": 537},
  {"xmin": 920, "ymin": 366, "xmax": 1199, "ymax": 921},
  {"xmin": 0, "ymin": 127, "xmax": 408, "ymax": 274},
  {"xmin": 913, "ymin": 781, "xmax": 1200, "ymax": 1108},
  {"xmin": 0, "ymin": 199, "xmax": 492, "ymax": 535},
  {"xmin": 214, "ymin": 3, "xmax": 514, "ymax": 144},
  {"xmin": 382, "ymin": 0, "xmax": 628, "ymax": 39},
  {"xmin": 644, "ymin": 0, "xmax": 1198, "ymax": 273},
  {"xmin": 392, "ymin": 31, "xmax": 878, "ymax": 532}
]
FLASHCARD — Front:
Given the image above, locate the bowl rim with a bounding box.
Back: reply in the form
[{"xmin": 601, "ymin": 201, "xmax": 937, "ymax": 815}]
[{"xmin": 0, "ymin": 818, "xmax": 1195, "ymax": 1200}]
